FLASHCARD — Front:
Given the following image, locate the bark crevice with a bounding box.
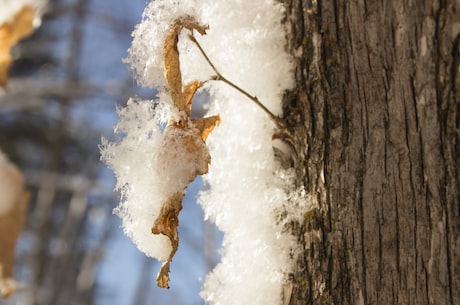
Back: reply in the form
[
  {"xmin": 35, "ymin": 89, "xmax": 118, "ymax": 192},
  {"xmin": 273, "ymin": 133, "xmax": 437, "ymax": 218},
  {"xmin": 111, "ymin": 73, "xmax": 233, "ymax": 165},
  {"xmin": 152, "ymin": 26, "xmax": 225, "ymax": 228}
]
[{"xmin": 280, "ymin": 0, "xmax": 459, "ymax": 304}]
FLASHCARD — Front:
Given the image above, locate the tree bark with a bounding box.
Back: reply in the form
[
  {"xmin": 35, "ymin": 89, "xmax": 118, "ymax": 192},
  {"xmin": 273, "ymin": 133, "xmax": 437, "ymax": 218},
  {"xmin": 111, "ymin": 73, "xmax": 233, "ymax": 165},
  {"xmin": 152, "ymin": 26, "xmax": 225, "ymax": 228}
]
[{"xmin": 280, "ymin": 0, "xmax": 460, "ymax": 304}]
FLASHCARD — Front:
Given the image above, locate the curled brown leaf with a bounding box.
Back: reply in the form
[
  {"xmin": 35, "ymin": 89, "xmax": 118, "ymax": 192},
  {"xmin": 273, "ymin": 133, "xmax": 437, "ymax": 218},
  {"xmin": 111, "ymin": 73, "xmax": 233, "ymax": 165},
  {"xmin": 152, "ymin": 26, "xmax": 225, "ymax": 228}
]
[
  {"xmin": 163, "ymin": 15, "xmax": 208, "ymax": 115},
  {"xmin": 151, "ymin": 16, "xmax": 219, "ymax": 289}
]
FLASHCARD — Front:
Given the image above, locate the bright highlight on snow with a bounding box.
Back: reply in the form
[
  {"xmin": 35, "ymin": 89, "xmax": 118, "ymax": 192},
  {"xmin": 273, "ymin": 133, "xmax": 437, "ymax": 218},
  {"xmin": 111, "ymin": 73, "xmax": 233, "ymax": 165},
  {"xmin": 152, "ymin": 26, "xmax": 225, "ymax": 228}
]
[{"xmin": 101, "ymin": 0, "xmax": 305, "ymax": 304}]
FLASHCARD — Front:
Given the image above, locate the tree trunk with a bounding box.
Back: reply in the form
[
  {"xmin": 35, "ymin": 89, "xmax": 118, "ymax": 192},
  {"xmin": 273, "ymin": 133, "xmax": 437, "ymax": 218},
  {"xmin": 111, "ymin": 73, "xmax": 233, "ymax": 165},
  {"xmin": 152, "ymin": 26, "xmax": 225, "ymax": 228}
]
[{"xmin": 280, "ymin": 0, "xmax": 460, "ymax": 304}]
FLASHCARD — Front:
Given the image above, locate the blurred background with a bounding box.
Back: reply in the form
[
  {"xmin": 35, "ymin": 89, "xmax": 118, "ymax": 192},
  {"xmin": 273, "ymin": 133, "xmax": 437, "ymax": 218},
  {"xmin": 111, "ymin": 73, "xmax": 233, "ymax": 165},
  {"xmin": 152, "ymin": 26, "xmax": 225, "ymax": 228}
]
[{"xmin": 0, "ymin": 0, "xmax": 221, "ymax": 304}]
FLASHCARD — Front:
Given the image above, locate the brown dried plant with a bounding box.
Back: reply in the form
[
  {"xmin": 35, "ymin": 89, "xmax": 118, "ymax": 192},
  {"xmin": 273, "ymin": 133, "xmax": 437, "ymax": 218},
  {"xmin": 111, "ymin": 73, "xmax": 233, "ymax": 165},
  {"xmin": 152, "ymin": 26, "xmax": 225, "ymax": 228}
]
[
  {"xmin": 0, "ymin": 6, "xmax": 36, "ymax": 88},
  {"xmin": 0, "ymin": 157, "xmax": 29, "ymax": 299},
  {"xmin": 151, "ymin": 15, "xmax": 220, "ymax": 289}
]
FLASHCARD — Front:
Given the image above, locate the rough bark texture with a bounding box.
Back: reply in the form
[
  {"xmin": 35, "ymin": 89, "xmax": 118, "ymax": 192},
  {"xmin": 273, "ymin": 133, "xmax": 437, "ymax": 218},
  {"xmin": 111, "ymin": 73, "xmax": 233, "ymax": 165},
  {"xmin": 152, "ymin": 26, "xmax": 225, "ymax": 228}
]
[{"xmin": 280, "ymin": 0, "xmax": 460, "ymax": 304}]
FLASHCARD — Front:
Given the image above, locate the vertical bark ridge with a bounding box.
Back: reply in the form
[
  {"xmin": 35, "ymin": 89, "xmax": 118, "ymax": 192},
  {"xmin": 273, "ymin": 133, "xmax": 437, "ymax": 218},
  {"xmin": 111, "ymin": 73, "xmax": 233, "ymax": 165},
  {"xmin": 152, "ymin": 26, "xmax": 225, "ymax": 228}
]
[{"xmin": 281, "ymin": 0, "xmax": 459, "ymax": 304}]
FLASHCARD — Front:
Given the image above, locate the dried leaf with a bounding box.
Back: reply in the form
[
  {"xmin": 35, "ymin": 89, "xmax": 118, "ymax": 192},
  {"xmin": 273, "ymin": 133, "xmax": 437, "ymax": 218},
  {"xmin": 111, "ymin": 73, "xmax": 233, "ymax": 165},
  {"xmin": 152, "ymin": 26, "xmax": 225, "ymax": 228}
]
[
  {"xmin": 193, "ymin": 115, "xmax": 221, "ymax": 142},
  {"xmin": 152, "ymin": 115, "xmax": 219, "ymax": 289},
  {"xmin": 0, "ymin": 157, "xmax": 29, "ymax": 299},
  {"xmin": 183, "ymin": 80, "xmax": 205, "ymax": 111},
  {"xmin": 0, "ymin": 6, "xmax": 35, "ymax": 88},
  {"xmin": 151, "ymin": 16, "xmax": 219, "ymax": 289},
  {"xmin": 152, "ymin": 192, "xmax": 182, "ymax": 289},
  {"xmin": 163, "ymin": 15, "xmax": 208, "ymax": 115}
]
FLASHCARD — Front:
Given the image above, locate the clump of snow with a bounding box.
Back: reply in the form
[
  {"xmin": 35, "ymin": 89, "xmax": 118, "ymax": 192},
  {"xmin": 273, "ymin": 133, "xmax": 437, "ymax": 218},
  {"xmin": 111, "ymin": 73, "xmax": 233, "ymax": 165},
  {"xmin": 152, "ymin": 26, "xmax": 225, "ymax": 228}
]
[
  {"xmin": 100, "ymin": 97, "xmax": 217, "ymax": 263},
  {"xmin": 126, "ymin": 1, "xmax": 203, "ymax": 90},
  {"xmin": 198, "ymin": 102, "xmax": 295, "ymax": 304},
  {"xmin": 100, "ymin": 99, "xmax": 173, "ymax": 260},
  {"xmin": 106, "ymin": 0, "xmax": 304, "ymax": 304},
  {"xmin": 0, "ymin": 151, "xmax": 24, "ymax": 216},
  {"xmin": 0, "ymin": 0, "xmax": 47, "ymax": 27}
]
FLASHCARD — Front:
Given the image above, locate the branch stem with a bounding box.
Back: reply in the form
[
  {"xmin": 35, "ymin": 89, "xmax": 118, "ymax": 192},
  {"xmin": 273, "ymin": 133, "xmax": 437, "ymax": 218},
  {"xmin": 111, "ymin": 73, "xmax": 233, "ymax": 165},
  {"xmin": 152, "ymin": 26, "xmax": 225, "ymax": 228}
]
[{"xmin": 188, "ymin": 34, "xmax": 284, "ymax": 128}]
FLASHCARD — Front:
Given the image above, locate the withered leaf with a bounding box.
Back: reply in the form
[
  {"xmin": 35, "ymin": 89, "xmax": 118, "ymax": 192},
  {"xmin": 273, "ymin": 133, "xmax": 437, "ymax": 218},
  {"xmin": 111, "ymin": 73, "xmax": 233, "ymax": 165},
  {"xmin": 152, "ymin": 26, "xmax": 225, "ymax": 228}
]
[
  {"xmin": 0, "ymin": 6, "xmax": 36, "ymax": 89},
  {"xmin": 163, "ymin": 15, "xmax": 208, "ymax": 115},
  {"xmin": 151, "ymin": 192, "xmax": 182, "ymax": 289},
  {"xmin": 193, "ymin": 115, "xmax": 221, "ymax": 142},
  {"xmin": 151, "ymin": 16, "xmax": 219, "ymax": 289},
  {"xmin": 0, "ymin": 159, "xmax": 29, "ymax": 299},
  {"xmin": 183, "ymin": 80, "xmax": 204, "ymax": 111},
  {"xmin": 152, "ymin": 114, "xmax": 219, "ymax": 289}
]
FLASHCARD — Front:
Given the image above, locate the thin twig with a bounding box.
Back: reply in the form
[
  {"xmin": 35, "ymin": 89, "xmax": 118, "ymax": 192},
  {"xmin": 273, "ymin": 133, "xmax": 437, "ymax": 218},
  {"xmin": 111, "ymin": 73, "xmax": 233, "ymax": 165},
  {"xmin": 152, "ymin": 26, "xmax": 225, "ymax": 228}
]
[{"xmin": 188, "ymin": 34, "xmax": 285, "ymax": 129}]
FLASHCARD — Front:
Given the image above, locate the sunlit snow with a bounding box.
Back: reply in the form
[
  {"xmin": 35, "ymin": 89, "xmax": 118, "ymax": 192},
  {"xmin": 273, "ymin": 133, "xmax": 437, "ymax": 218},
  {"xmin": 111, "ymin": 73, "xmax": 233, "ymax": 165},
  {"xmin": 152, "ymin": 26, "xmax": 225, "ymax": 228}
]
[{"xmin": 102, "ymin": 0, "xmax": 302, "ymax": 304}]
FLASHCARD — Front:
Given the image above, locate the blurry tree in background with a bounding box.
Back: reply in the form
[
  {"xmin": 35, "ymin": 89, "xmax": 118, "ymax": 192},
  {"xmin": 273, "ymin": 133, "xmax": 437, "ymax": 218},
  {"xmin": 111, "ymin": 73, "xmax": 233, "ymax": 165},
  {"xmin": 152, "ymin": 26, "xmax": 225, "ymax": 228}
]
[{"xmin": 0, "ymin": 1, "xmax": 220, "ymax": 305}]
